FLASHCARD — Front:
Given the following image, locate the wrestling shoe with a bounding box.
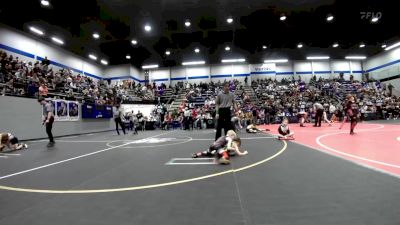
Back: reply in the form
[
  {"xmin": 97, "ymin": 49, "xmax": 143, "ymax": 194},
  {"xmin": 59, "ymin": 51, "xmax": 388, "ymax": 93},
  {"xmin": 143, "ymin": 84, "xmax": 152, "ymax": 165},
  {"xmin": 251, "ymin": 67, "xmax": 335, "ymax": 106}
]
[
  {"xmin": 47, "ymin": 142, "xmax": 55, "ymax": 147},
  {"xmin": 218, "ymin": 157, "xmax": 230, "ymax": 165},
  {"xmin": 23, "ymin": 144, "xmax": 28, "ymax": 149},
  {"xmin": 192, "ymin": 153, "xmax": 198, "ymax": 158}
]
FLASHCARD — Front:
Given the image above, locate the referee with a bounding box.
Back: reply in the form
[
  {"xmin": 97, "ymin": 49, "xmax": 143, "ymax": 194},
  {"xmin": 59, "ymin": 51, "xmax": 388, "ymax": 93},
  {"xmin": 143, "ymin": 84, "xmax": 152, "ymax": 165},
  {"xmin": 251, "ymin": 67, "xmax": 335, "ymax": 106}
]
[
  {"xmin": 38, "ymin": 97, "xmax": 55, "ymax": 147},
  {"xmin": 215, "ymin": 82, "xmax": 236, "ymax": 140},
  {"xmin": 313, "ymin": 101, "xmax": 324, "ymax": 127}
]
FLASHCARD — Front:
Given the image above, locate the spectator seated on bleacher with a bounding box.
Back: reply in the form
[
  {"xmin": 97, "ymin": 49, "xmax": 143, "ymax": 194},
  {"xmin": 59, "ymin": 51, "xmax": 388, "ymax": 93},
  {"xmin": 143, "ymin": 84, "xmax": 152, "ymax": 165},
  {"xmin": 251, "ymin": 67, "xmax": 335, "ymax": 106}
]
[{"xmin": 0, "ymin": 50, "xmax": 172, "ymax": 104}]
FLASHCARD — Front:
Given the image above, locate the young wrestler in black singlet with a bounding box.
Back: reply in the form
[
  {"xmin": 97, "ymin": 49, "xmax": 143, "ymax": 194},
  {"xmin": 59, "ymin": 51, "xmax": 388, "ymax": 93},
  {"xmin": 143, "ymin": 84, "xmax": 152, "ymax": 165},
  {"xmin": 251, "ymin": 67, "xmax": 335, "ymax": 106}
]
[
  {"xmin": 346, "ymin": 95, "xmax": 359, "ymax": 135},
  {"xmin": 277, "ymin": 118, "xmax": 295, "ymax": 139}
]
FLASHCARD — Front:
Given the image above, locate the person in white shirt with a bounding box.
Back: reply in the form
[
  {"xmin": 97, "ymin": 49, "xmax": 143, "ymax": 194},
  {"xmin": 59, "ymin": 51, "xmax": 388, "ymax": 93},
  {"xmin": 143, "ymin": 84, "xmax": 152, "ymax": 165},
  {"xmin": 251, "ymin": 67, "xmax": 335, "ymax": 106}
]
[
  {"xmin": 298, "ymin": 101, "xmax": 307, "ymax": 127},
  {"xmin": 131, "ymin": 113, "xmax": 139, "ymax": 135},
  {"xmin": 183, "ymin": 107, "xmax": 192, "ymax": 130},
  {"xmin": 329, "ymin": 104, "xmax": 336, "ymax": 114},
  {"xmin": 66, "ymin": 76, "xmax": 72, "ymax": 83},
  {"xmin": 323, "ymin": 111, "xmax": 332, "ymax": 126},
  {"xmin": 70, "ymin": 82, "xmax": 77, "ymax": 89},
  {"xmin": 194, "ymin": 113, "xmax": 205, "ymax": 129}
]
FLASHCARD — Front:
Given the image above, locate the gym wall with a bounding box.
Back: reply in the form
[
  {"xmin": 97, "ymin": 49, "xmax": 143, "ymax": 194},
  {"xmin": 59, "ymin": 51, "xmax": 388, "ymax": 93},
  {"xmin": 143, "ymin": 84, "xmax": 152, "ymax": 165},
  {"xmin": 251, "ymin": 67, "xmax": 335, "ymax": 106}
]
[
  {"xmin": 0, "ymin": 24, "xmax": 104, "ymax": 80},
  {"xmin": 0, "ymin": 96, "xmax": 114, "ymax": 140},
  {"xmin": 364, "ymin": 47, "xmax": 400, "ymax": 90},
  {"xmin": 142, "ymin": 60, "xmax": 363, "ymax": 85}
]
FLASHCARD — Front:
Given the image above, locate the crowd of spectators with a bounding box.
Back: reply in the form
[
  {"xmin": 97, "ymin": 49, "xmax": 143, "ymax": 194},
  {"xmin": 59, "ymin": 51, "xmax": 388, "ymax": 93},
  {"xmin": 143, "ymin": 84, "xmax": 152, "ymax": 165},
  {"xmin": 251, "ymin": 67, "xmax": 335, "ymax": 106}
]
[
  {"xmin": 147, "ymin": 75, "xmax": 399, "ymax": 131},
  {"xmin": 2, "ymin": 50, "xmax": 399, "ymax": 128},
  {"xmin": 148, "ymin": 79, "xmax": 255, "ymax": 130},
  {"xmin": 0, "ymin": 50, "xmax": 170, "ymax": 105},
  {"xmin": 251, "ymin": 75, "xmax": 400, "ymax": 124}
]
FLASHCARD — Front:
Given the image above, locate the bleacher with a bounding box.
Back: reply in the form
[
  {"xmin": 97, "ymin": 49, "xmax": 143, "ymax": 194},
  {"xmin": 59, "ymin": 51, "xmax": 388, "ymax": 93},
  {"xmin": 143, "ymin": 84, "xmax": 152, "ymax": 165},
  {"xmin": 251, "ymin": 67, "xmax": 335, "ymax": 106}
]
[
  {"xmin": 336, "ymin": 80, "xmax": 358, "ymax": 101},
  {"xmin": 168, "ymin": 93, "xmax": 187, "ymax": 112},
  {"xmin": 159, "ymin": 88, "xmax": 174, "ymax": 104},
  {"xmin": 0, "ymin": 50, "xmax": 175, "ymax": 104}
]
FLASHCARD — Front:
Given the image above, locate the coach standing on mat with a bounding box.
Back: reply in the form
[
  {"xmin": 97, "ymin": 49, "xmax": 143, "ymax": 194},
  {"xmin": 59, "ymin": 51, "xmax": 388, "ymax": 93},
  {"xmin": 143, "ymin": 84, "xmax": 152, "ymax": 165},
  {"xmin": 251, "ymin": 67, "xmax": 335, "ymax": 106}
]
[
  {"xmin": 38, "ymin": 97, "xmax": 55, "ymax": 147},
  {"xmin": 215, "ymin": 82, "xmax": 236, "ymax": 140},
  {"xmin": 313, "ymin": 101, "xmax": 324, "ymax": 127}
]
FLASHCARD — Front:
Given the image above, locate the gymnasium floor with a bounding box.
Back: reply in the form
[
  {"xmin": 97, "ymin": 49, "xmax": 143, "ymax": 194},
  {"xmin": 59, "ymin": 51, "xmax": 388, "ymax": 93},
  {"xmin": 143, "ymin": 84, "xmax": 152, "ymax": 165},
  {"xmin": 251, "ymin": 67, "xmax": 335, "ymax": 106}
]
[{"xmin": 0, "ymin": 122, "xmax": 399, "ymax": 225}]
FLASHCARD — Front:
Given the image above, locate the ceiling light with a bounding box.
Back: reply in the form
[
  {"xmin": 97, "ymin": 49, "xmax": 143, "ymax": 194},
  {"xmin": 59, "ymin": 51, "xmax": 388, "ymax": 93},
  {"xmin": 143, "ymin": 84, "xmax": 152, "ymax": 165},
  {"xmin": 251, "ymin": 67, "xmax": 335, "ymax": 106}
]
[
  {"xmin": 185, "ymin": 20, "xmax": 191, "ymax": 27},
  {"xmin": 332, "ymin": 43, "xmax": 339, "ymax": 48},
  {"xmin": 359, "ymin": 43, "xmax": 365, "ymax": 48},
  {"xmin": 227, "ymin": 18, "xmax": 233, "ymax": 24},
  {"xmin": 142, "ymin": 64, "xmax": 159, "ymax": 69},
  {"xmin": 225, "ymin": 46, "xmax": 230, "ymax": 51},
  {"xmin": 326, "ymin": 14, "xmax": 334, "ymax": 22},
  {"xmin": 371, "ymin": 17, "xmax": 379, "ymax": 23},
  {"xmin": 264, "ymin": 59, "xmax": 288, "ymax": 63},
  {"xmin": 262, "ymin": 45, "xmax": 267, "ymax": 49},
  {"xmin": 165, "ymin": 51, "xmax": 171, "ymax": 55},
  {"xmin": 182, "ymin": 61, "xmax": 206, "ymax": 66},
  {"xmin": 221, "ymin": 58, "xmax": 246, "ymax": 63},
  {"xmin": 307, "ymin": 56, "xmax": 330, "ymax": 60},
  {"xmin": 280, "ymin": 14, "xmax": 286, "ymax": 21},
  {"xmin": 51, "ymin": 37, "xmax": 64, "ymax": 45},
  {"xmin": 144, "ymin": 25, "xmax": 152, "ymax": 32},
  {"xmin": 100, "ymin": 59, "xmax": 108, "ymax": 65},
  {"xmin": 385, "ymin": 42, "xmax": 400, "ymax": 51},
  {"xmin": 41, "ymin": 0, "xmax": 49, "ymax": 6},
  {"xmin": 381, "ymin": 44, "xmax": 387, "ymax": 48},
  {"xmin": 126, "ymin": 55, "xmax": 131, "ymax": 59},
  {"xmin": 92, "ymin": 33, "xmax": 100, "ymax": 39},
  {"xmin": 297, "ymin": 43, "xmax": 303, "ymax": 48},
  {"xmin": 195, "ymin": 48, "xmax": 200, "ymax": 53},
  {"xmin": 345, "ymin": 56, "xmax": 367, "ymax": 60},
  {"xmin": 89, "ymin": 54, "xmax": 97, "ymax": 60},
  {"xmin": 29, "ymin": 27, "xmax": 44, "ymax": 35}
]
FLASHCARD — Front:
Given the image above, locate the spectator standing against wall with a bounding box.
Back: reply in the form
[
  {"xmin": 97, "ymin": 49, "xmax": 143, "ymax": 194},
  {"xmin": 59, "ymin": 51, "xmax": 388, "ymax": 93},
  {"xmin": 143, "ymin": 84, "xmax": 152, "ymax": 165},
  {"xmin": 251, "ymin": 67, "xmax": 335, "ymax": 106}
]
[
  {"xmin": 388, "ymin": 83, "xmax": 394, "ymax": 96},
  {"xmin": 41, "ymin": 56, "xmax": 50, "ymax": 66},
  {"xmin": 215, "ymin": 82, "xmax": 236, "ymax": 140},
  {"xmin": 329, "ymin": 102, "xmax": 336, "ymax": 121}
]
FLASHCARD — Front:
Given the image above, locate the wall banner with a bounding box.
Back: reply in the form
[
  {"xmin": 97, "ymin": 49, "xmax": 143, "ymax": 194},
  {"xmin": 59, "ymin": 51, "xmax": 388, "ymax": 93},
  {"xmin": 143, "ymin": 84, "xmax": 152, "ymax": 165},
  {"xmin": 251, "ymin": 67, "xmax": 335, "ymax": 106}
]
[{"xmin": 43, "ymin": 100, "xmax": 80, "ymax": 121}]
